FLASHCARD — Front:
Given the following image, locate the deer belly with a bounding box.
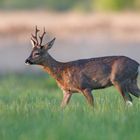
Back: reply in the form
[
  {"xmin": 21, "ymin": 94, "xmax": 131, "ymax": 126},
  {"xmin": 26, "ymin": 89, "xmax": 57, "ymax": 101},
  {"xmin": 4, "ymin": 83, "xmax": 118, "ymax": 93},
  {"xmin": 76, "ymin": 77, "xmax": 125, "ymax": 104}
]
[
  {"xmin": 69, "ymin": 76, "xmax": 111, "ymax": 90},
  {"xmin": 57, "ymin": 72, "xmax": 112, "ymax": 91},
  {"xmin": 91, "ymin": 78, "xmax": 112, "ymax": 89}
]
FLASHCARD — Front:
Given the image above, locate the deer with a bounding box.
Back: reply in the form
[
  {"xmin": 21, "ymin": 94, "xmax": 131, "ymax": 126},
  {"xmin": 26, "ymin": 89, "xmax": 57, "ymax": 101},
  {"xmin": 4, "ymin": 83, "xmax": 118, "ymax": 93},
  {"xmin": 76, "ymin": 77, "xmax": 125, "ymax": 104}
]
[{"xmin": 25, "ymin": 26, "xmax": 140, "ymax": 108}]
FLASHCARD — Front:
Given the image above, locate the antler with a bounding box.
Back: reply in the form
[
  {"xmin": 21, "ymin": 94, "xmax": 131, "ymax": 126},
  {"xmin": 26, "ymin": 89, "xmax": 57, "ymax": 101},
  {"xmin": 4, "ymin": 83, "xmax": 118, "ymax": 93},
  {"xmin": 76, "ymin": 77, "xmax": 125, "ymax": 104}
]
[
  {"xmin": 31, "ymin": 26, "xmax": 47, "ymax": 47},
  {"xmin": 31, "ymin": 26, "xmax": 40, "ymax": 46},
  {"xmin": 39, "ymin": 27, "xmax": 46, "ymax": 46}
]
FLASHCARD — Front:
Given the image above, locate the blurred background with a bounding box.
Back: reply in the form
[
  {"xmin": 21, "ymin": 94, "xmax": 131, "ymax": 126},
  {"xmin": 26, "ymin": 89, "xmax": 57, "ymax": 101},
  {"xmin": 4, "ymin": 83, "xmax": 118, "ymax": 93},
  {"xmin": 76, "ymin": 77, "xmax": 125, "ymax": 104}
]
[{"xmin": 0, "ymin": 0, "xmax": 140, "ymax": 74}]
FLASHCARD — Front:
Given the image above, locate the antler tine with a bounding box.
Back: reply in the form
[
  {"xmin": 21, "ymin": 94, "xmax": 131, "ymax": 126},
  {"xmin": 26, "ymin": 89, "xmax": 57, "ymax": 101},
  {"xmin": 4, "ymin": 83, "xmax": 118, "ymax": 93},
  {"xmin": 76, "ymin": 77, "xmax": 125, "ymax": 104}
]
[
  {"xmin": 39, "ymin": 27, "xmax": 46, "ymax": 45},
  {"xmin": 30, "ymin": 37, "xmax": 36, "ymax": 45},
  {"xmin": 31, "ymin": 26, "xmax": 40, "ymax": 45},
  {"xmin": 35, "ymin": 26, "xmax": 40, "ymax": 37},
  {"xmin": 31, "ymin": 33, "xmax": 37, "ymax": 44}
]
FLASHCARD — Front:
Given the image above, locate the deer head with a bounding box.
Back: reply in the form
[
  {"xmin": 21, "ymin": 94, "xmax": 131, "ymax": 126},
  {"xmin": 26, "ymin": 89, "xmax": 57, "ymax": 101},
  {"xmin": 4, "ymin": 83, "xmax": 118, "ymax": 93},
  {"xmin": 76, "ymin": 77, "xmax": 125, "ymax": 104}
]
[{"xmin": 25, "ymin": 26, "xmax": 55, "ymax": 65}]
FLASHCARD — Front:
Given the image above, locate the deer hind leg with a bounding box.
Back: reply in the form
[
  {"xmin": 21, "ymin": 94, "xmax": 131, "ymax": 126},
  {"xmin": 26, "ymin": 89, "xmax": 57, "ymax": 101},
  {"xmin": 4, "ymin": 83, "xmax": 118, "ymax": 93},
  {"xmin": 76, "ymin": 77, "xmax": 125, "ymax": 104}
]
[
  {"xmin": 128, "ymin": 79, "xmax": 140, "ymax": 98},
  {"xmin": 112, "ymin": 81, "xmax": 133, "ymax": 106},
  {"xmin": 61, "ymin": 91, "xmax": 72, "ymax": 108},
  {"xmin": 82, "ymin": 89, "xmax": 94, "ymax": 107}
]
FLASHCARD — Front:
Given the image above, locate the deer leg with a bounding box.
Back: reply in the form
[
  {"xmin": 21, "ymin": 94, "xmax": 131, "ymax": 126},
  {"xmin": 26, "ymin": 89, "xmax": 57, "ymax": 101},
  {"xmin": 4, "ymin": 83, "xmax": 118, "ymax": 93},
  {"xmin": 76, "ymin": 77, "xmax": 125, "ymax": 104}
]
[
  {"xmin": 61, "ymin": 91, "xmax": 72, "ymax": 108},
  {"xmin": 128, "ymin": 80, "xmax": 140, "ymax": 98},
  {"xmin": 113, "ymin": 82, "xmax": 133, "ymax": 106},
  {"xmin": 82, "ymin": 89, "xmax": 94, "ymax": 106}
]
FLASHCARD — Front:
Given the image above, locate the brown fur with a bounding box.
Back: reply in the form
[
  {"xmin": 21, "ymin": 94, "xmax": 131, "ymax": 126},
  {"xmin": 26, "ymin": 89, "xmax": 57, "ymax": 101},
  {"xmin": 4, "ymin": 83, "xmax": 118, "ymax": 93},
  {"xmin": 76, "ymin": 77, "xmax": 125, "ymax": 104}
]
[{"xmin": 25, "ymin": 27, "xmax": 140, "ymax": 107}]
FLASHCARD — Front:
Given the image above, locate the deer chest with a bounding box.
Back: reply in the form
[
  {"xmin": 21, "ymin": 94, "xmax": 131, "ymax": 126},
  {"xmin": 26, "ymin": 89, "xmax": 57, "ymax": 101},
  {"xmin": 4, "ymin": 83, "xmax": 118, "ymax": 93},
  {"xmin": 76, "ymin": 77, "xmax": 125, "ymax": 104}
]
[{"xmin": 56, "ymin": 71, "xmax": 80, "ymax": 92}]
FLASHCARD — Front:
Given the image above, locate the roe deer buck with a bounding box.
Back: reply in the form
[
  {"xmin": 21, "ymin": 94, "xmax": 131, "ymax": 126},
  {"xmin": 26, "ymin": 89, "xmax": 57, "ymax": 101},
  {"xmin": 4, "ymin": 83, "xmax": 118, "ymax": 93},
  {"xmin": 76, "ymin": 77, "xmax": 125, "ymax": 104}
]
[{"xmin": 25, "ymin": 26, "xmax": 140, "ymax": 107}]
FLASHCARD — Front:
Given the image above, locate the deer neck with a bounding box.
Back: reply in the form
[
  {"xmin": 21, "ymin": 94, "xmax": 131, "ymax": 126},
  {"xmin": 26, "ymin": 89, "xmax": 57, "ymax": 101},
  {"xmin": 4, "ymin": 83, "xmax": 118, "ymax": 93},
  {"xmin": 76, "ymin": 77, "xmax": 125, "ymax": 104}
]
[{"xmin": 41, "ymin": 53, "xmax": 63, "ymax": 78}]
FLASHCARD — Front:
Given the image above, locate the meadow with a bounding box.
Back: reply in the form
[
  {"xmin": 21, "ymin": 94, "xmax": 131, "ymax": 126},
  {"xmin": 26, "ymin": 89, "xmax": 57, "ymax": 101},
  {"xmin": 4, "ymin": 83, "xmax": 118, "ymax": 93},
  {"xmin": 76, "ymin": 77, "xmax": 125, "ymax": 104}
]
[
  {"xmin": 0, "ymin": 73, "xmax": 140, "ymax": 140},
  {"xmin": 1, "ymin": 0, "xmax": 140, "ymax": 139}
]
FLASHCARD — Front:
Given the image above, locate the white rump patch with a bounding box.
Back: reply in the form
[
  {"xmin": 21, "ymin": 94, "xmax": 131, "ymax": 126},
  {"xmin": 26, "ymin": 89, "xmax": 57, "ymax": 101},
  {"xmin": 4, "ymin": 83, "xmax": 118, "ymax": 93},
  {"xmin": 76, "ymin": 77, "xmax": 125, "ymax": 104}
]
[{"xmin": 126, "ymin": 101, "xmax": 133, "ymax": 107}]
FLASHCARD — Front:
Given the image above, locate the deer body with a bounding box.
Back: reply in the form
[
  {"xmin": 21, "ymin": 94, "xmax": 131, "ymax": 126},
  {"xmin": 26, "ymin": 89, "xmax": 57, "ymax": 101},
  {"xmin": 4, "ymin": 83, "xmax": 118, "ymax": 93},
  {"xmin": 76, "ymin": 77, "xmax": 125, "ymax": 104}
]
[
  {"xmin": 25, "ymin": 27, "xmax": 140, "ymax": 107},
  {"xmin": 44, "ymin": 55, "xmax": 115, "ymax": 92}
]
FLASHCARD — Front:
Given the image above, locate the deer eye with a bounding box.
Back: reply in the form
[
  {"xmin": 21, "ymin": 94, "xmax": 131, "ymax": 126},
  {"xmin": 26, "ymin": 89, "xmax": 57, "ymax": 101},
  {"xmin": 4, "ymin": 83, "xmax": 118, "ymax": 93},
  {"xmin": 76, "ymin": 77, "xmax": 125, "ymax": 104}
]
[{"xmin": 33, "ymin": 52, "xmax": 40, "ymax": 57}]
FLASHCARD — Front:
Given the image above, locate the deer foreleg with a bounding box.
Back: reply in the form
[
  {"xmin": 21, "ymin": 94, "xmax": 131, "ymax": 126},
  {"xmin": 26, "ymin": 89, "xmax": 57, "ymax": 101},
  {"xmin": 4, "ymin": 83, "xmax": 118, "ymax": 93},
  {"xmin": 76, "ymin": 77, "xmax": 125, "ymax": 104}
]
[
  {"xmin": 61, "ymin": 91, "xmax": 72, "ymax": 108},
  {"xmin": 82, "ymin": 89, "xmax": 94, "ymax": 107}
]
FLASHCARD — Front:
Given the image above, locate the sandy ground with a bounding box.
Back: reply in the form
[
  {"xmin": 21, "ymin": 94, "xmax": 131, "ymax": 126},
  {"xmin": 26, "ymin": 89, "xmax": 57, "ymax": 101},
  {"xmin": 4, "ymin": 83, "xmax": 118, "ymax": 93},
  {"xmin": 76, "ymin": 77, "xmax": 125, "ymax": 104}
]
[
  {"xmin": 1, "ymin": 11, "xmax": 140, "ymax": 40},
  {"xmin": 0, "ymin": 11, "xmax": 140, "ymax": 74}
]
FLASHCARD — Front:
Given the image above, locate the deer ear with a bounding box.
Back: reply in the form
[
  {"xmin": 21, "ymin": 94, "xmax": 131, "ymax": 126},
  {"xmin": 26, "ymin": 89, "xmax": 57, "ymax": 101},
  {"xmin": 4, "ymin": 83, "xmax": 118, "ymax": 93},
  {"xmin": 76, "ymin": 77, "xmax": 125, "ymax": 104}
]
[{"xmin": 44, "ymin": 38, "xmax": 56, "ymax": 50}]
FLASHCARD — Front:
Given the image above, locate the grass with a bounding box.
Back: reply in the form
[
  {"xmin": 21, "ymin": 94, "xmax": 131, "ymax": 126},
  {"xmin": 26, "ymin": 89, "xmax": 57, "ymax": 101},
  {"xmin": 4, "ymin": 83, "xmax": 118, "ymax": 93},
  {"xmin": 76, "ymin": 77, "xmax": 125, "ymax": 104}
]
[{"xmin": 0, "ymin": 74, "xmax": 140, "ymax": 140}]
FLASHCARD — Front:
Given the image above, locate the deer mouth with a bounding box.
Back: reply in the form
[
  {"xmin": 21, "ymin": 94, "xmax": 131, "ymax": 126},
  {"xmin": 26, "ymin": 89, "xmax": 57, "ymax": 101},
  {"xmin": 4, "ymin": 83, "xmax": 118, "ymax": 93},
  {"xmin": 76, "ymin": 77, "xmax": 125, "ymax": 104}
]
[{"xmin": 25, "ymin": 59, "xmax": 34, "ymax": 65}]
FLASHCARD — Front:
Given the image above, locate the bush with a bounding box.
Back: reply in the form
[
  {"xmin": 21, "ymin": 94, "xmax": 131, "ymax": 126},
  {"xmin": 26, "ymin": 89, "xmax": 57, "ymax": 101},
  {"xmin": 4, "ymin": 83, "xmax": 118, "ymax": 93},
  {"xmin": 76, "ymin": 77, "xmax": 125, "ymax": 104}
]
[
  {"xmin": 0, "ymin": 0, "xmax": 140, "ymax": 11},
  {"xmin": 94, "ymin": 0, "xmax": 136, "ymax": 11}
]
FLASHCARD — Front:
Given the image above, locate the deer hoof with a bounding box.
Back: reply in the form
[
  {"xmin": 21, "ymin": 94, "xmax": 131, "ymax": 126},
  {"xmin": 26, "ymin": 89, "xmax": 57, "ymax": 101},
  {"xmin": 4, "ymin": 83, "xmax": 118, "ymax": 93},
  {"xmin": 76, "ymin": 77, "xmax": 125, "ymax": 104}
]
[{"xmin": 126, "ymin": 101, "xmax": 133, "ymax": 107}]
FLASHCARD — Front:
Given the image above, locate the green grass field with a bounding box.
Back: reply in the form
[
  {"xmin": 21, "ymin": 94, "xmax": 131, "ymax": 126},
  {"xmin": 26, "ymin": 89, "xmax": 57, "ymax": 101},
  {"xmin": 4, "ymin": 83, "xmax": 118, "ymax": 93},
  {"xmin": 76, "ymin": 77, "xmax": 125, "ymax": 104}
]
[{"xmin": 0, "ymin": 74, "xmax": 140, "ymax": 140}]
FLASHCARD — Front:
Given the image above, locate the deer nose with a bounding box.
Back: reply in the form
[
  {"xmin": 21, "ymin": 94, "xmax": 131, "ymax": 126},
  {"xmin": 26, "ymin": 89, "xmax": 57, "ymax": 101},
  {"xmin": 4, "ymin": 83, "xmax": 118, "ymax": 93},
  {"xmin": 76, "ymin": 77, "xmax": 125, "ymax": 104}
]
[
  {"xmin": 25, "ymin": 59, "xmax": 29, "ymax": 64},
  {"xmin": 25, "ymin": 59, "xmax": 33, "ymax": 65}
]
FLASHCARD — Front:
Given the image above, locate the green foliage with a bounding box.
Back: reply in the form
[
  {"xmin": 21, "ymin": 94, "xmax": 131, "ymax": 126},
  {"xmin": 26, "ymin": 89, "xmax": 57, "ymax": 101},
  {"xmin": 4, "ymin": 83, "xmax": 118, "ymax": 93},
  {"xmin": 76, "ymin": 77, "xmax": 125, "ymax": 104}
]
[
  {"xmin": 133, "ymin": 0, "xmax": 140, "ymax": 10},
  {"xmin": 44, "ymin": 0, "xmax": 77, "ymax": 11},
  {"xmin": 0, "ymin": 0, "xmax": 140, "ymax": 11},
  {"xmin": 0, "ymin": 0, "xmax": 78, "ymax": 10},
  {"xmin": 0, "ymin": 74, "xmax": 140, "ymax": 140},
  {"xmin": 94, "ymin": 0, "xmax": 133, "ymax": 11}
]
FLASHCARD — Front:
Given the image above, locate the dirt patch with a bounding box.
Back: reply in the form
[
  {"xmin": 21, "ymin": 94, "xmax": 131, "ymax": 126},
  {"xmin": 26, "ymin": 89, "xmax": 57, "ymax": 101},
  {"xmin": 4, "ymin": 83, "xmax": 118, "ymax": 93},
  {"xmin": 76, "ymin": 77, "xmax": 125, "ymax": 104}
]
[{"xmin": 0, "ymin": 11, "xmax": 140, "ymax": 41}]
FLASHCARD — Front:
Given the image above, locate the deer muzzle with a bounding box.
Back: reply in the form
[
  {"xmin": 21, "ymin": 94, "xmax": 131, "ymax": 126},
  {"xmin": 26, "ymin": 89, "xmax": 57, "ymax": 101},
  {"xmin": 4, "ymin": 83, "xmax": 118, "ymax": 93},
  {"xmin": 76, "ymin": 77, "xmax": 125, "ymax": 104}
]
[{"xmin": 25, "ymin": 58, "xmax": 33, "ymax": 65}]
